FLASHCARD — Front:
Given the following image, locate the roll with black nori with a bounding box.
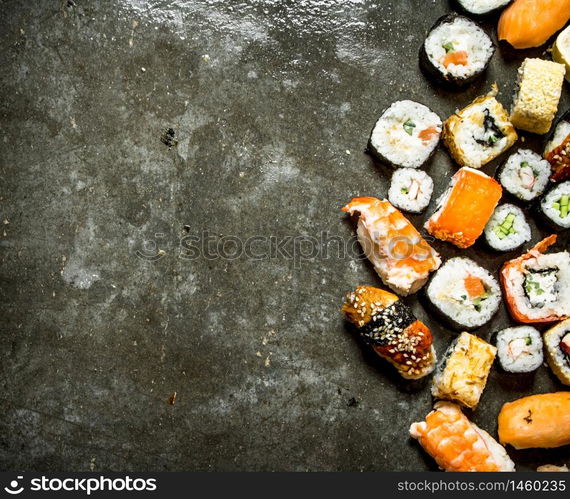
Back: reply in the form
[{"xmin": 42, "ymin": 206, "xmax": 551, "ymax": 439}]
[{"xmin": 420, "ymin": 14, "xmax": 495, "ymax": 88}]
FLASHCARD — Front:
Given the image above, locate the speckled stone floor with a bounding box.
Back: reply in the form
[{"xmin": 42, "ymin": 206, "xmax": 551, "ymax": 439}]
[{"xmin": 1, "ymin": 0, "xmax": 568, "ymax": 471}]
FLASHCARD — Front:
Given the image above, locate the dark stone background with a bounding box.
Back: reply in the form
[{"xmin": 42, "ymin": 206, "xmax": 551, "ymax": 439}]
[{"xmin": 0, "ymin": 0, "xmax": 568, "ymax": 471}]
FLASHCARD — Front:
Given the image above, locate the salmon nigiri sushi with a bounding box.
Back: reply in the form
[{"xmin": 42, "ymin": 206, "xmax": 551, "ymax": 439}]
[
  {"xmin": 498, "ymin": 392, "xmax": 570, "ymax": 449},
  {"xmin": 410, "ymin": 401, "xmax": 515, "ymax": 472},
  {"xmin": 425, "ymin": 167, "xmax": 502, "ymax": 249},
  {"xmin": 343, "ymin": 197, "xmax": 441, "ymax": 295},
  {"xmin": 498, "ymin": 0, "xmax": 570, "ymax": 50}
]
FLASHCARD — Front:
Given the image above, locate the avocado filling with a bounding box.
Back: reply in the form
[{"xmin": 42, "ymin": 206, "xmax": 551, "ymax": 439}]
[{"xmin": 551, "ymin": 194, "xmax": 569, "ymax": 218}]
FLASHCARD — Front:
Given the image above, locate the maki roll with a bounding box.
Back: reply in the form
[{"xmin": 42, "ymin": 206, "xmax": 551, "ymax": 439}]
[
  {"xmin": 544, "ymin": 319, "xmax": 570, "ymax": 385},
  {"xmin": 425, "ymin": 167, "xmax": 502, "ymax": 248},
  {"xmin": 342, "ymin": 285, "xmax": 437, "ymax": 379},
  {"xmin": 544, "ymin": 111, "xmax": 570, "ymax": 182},
  {"xmin": 368, "ymin": 100, "xmax": 442, "ymax": 169},
  {"xmin": 498, "ymin": 149, "xmax": 551, "ymax": 201},
  {"xmin": 342, "ymin": 197, "xmax": 441, "ymax": 295},
  {"xmin": 410, "ymin": 402, "xmax": 515, "ymax": 472},
  {"xmin": 496, "ymin": 326, "xmax": 543, "ymax": 373},
  {"xmin": 432, "ymin": 332, "xmax": 496, "ymax": 409},
  {"xmin": 539, "ymin": 181, "xmax": 570, "ymax": 230},
  {"xmin": 443, "ymin": 85, "xmax": 517, "ymax": 168},
  {"xmin": 388, "ymin": 169, "xmax": 433, "ymax": 214},
  {"xmin": 426, "ymin": 257, "xmax": 501, "ymax": 330},
  {"xmin": 501, "ymin": 235, "xmax": 570, "ymax": 323},
  {"xmin": 484, "ymin": 204, "xmax": 531, "ymax": 252},
  {"xmin": 509, "ymin": 59, "xmax": 565, "ymax": 135},
  {"xmin": 454, "ymin": 0, "xmax": 511, "ymax": 16},
  {"xmin": 420, "ymin": 14, "xmax": 495, "ymax": 87}
]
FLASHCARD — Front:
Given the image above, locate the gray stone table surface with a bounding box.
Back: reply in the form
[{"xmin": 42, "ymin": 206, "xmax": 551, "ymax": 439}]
[{"xmin": 0, "ymin": 0, "xmax": 569, "ymax": 471}]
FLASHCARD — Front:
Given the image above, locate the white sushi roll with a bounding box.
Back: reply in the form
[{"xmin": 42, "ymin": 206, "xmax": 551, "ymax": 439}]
[
  {"xmin": 484, "ymin": 204, "xmax": 531, "ymax": 252},
  {"xmin": 455, "ymin": 0, "xmax": 511, "ymax": 15},
  {"xmin": 426, "ymin": 257, "xmax": 501, "ymax": 330},
  {"xmin": 498, "ymin": 149, "xmax": 551, "ymax": 201},
  {"xmin": 368, "ymin": 100, "xmax": 442, "ymax": 169},
  {"xmin": 540, "ymin": 181, "xmax": 570, "ymax": 230},
  {"xmin": 388, "ymin": 169, "xmax": 434, "ymax": 213},
  {"xmin": 496, "ymin": 326, "xmax": 543, "ymax": 373}
]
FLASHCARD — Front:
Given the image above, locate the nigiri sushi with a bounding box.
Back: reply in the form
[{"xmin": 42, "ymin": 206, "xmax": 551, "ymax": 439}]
[
  {"xmin": 342, "ymin": 285, "xmax": 436, "ymax": 379},
  {"xmin": 410, "ymin": 401, "xmax": 515, "ymax": 472},
  {"xmin": 425, "ymin": 167, "xmax": 502, "ymax": 249},
  {"xmin": 498, "ymin": 392, "xmax": 570, "ymax": 449},
  {"xmin": 500, "ymin": 235, "xmax": 570, "ymax": 323},
  {"xmin": 342, "ymin": 197, "xmax": 441, "ymax": 295},
  {"xmin": 498, "ymin": 0, "xmax": 570, "ymax": 49}
]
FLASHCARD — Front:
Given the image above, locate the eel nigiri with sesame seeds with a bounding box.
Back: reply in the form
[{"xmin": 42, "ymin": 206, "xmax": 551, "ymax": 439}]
[
  {"xmin": 342, "ymin": 197, "xmax": 441, "ymax": 296},
  {"xmin": 342, "ymin": 285, "xmax": 436, "ymax": 379},
  {"xmin": 410, "ymin": 401, "xmax": 515, "ymax": 471}
]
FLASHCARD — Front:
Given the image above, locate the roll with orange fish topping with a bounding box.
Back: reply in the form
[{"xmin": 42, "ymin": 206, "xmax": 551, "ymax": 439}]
[{"xmin": 342, "ymin": 285, "xmax": 436, "ymax": 379}]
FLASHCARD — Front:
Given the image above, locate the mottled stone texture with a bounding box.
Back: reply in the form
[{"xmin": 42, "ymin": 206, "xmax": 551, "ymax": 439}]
[{"xmin": 0, "ymin": 0, "xmax": 568, "ymax": 471}]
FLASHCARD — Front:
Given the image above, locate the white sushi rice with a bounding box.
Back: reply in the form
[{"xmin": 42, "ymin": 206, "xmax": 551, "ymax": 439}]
[
  {"xmin": 369, "ymin": 100, "xmax": 442, "ymax": 168},
  {"xmin": 499, "ymin": 149, "xmax": 551, "ymax": 201},
  {"xmin": 424, "ymin": 17, "xmax": 494, "ymax": 78},
  {"xmin": 541, "ymin": 181, "xmax": 570, "ymax": 229},
  {"xmin": 502, "ymin": 251, "xmax": 570, "ymax": 321},
  {"xmin": 545, "ymin": 120, "xmax": 570, "ymax": 156},
  {"xmin": 496, "ymin": 326, "xmax": 543, "ymax": 373},
  {"xmin": 427, "ymin": 257, "xmax": 501, "ymax": 329},
  {"xmin": 484, "ymin": 204, "xmax": 531, "ymax": 251},
  {"xmin": 457, "ymin": 0, "xmax": 511, "ymax": 14},
  {"xmin": 388, "ymin": 169, "xmax": 434, "ymax": 213}
]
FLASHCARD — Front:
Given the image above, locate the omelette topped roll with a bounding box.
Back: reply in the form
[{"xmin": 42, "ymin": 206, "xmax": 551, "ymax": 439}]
[{"xmin": 342, "ymin": 285, "xmax": 436, "ymax": 379}]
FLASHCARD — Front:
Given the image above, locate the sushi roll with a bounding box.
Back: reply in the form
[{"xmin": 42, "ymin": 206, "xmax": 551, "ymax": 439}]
[
  {"xmin": 410, "ymin": 402, "xmax": 515, "ymax": 471},
  {"xmin": 425, "ymin": 167, "xmax": 502, "ymax": 249},
  {"xmin": 426, "ymin": 258, "xmax": 501, "ymax": 330},
  {"xmin": 342, "ymin": 197, "xmax": 441, "ymax": 295},
  {"xmin": 498, "ymin": 392, "xmax": 570, "ymax": 449},
  {"xmin": 342, "ymin": 285, "xmax": 437, "ymax": 379},
  {"xmin": 484, "ymin": 204, "xmax": 531, "ymax": 252},
  {"xmin": 509, "ymin": 59, "xmax": 565, "ymax": 135},
  {"xmin": 443, "ymin": 85, "xmax": 517, "ymax": 168},
  {"xmin": 544, "ymin": 110, "xmax": 570, "ymax": 182},
  {"xmin": 501, "ymin": 235, "xmax": 570, "ymax": 323},
  {"xmin": 454, "ymin": 0, "xmax": 511, "ymax": 16},
  {"xmin": 420, "ymin": 14, "xmax": 495, "ymax": 87},
  {"xmin": 367, "ymin": 101, "xmax": 442, "ymax": 169},
  {"xmin": 544, "ymin": 319, "xmax": 570, "ymax": 386},
  {"xmin": 497, "ymin": 149, "xmax": 551, "ymax": 201},
  {"xmin": 387, "ymin": 169, "xmax": 433, "ymax": 214},
  {"xmin": 432, "ymin": 332, "xmax": 496, "ymax": 409},
  {"xmin": 539, "ymin": 181, "xmax": 570, "ymax": 230},
  {"xmin": 496, "ymin": 326, "xmax": 543, "ymax": 373}
]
